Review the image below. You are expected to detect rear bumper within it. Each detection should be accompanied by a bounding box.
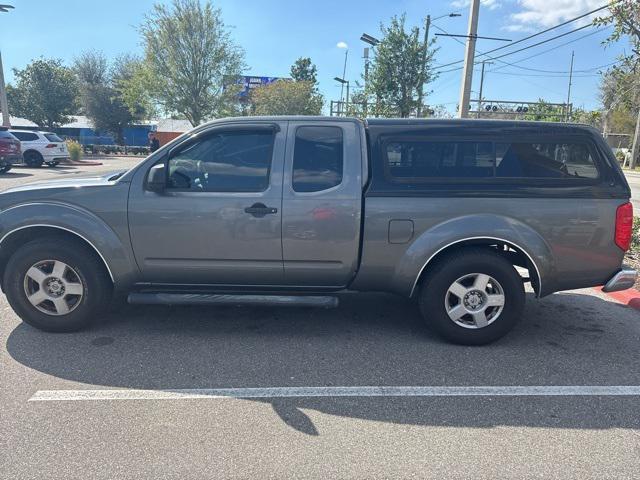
[602,266,637,292]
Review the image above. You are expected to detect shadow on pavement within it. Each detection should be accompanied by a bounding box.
[0,172,33,179]
[6,291,640,434]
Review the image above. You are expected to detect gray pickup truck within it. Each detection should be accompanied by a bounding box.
[0,117,635,344]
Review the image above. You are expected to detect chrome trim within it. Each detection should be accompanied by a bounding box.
[602,266,637,293]
[409,236,543,298]
[0,224,115,284]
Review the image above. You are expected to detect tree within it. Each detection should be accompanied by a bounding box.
[249,80,322,116]
[290,57,318,86]
[524,99,565,122]
[365,14,437,117]
[74,51,149,145]
[572,108,603,129]
[599,66,639,134]
[112,54,156,119]
[140,0,245,126]
[6,58,78,128]
[595,1,640,166]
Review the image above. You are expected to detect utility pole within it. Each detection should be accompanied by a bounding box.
[477,60,493,119]
[458,0,480,118]
[417,15,431,118]
[565,50,574,122]
[0,50,9,128]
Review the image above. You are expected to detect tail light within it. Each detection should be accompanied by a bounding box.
[45,143,57,148]
[615,202,633,251]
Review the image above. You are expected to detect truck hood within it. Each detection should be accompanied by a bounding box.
[0,170,126,194]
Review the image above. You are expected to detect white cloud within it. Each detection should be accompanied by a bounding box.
[508,0,604,30]
[451,0,502,11]
[336,41,348,49]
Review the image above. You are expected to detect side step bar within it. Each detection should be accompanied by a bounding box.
[127,293,339,308]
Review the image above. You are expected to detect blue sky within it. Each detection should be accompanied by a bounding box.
[0,0,631,115]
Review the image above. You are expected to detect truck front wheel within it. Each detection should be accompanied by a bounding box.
[3,239,112,332]
[418,248,525,345]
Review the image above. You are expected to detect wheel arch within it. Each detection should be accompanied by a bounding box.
[0,203,138,290]
[389,214,556,299]
[410,237,543,298]
[22,149,43,159]
[0,225,115,285]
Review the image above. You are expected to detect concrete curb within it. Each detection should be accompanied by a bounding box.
[595,287,640,310]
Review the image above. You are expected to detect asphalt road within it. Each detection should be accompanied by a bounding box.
[1,161,640,479]
[0,157,144,192]
[624,171,640,215]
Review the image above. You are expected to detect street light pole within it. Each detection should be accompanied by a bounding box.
[458,0,480,118]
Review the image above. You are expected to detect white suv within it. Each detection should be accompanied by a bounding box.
[8,130,70,167]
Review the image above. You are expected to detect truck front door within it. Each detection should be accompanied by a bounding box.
[128,122,286,285]
[282,120,364,287]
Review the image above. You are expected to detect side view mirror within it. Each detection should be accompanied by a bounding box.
[146,163,166,193]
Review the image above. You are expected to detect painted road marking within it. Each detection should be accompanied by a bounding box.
[29,385,640,402]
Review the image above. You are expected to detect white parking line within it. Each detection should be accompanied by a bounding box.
[28,385,640,402]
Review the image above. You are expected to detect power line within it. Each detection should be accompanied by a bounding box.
[434,23,613,75]
[485,28,612,74]
[433,2,612,70]
[474,2,613,60]
[481,23,593,62]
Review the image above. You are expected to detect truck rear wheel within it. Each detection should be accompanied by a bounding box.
[3,239,112,332]
[418,248,525,345]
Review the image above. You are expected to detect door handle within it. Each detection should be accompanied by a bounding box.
[244,202,278,217]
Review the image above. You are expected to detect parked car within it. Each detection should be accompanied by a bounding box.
[0,117,635,344]
[0,127,20,174]
[8,130,69,167]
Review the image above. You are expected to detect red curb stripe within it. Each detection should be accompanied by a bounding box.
[595,287,640,310]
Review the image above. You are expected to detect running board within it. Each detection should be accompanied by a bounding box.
[127,293,339,308]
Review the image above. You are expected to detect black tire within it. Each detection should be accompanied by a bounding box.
[0,164,11,174]
[3,238,112,332]
[24,150,44,167]
[418,248,525,345]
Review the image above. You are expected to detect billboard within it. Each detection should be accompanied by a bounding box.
[237,76,284,97]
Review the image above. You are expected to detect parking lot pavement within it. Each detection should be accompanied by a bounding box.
[0,157,144,192]
[1,287,640,479]
[624,170,640,215]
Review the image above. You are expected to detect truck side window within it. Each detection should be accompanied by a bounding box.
[167,130,274,192]
[385,141,494,178]
[496,142,599,179]
[293,126,343,192]
[384,139,599,181]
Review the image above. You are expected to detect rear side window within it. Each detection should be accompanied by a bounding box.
[496,142,598,179]
[386,141,494,178]
[293,126,343,192]
[44,133,64,142]
[11,131,39,141]
[384,138,599,182]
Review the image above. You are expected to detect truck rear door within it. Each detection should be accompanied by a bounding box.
[281,120,364,287]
